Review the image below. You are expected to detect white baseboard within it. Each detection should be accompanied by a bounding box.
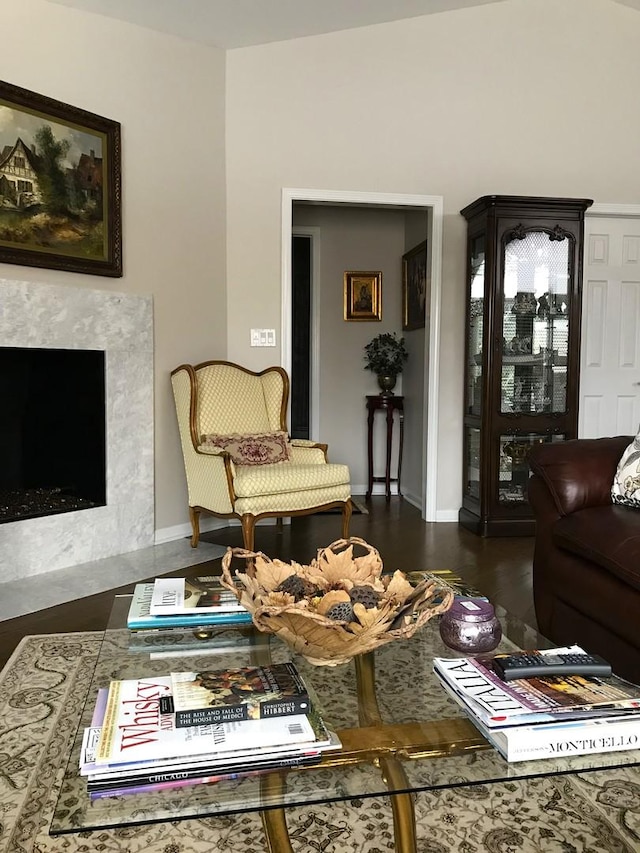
[154,516,230,545]
[401,491,422,510]
[155,515,290,545]
[436,510,460,522]
[352,484,401,497]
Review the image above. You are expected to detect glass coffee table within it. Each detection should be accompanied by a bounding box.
[51,591,640,852]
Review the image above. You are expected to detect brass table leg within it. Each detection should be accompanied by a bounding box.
[261,807,294,853]
[379,756,417,853]
[355,653,418,853]
[260,771,294,853]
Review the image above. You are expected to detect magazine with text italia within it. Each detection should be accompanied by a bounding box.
[433,646,640,729]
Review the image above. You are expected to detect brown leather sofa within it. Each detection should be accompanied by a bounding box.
[527,436,640,684]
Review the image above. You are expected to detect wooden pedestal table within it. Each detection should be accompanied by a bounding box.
[366,395,404,501]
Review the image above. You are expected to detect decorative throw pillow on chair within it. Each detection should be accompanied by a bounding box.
[200,431,292,466]
[611,429,640,508]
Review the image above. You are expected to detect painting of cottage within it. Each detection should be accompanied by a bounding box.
[0,103,106,262]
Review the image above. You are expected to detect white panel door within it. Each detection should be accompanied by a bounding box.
[580,216,640,438]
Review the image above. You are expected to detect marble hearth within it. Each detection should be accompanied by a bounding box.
[0,279,154,582]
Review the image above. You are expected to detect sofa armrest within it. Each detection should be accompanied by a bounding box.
[527,436,631,517]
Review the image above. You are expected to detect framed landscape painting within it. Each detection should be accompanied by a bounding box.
[0,80,122,276]
[402,240,427,331]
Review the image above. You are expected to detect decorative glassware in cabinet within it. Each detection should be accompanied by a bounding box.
[465,427,481,500]
[501,231,570,415]
[467,235,485,416]
[498,432,567,505]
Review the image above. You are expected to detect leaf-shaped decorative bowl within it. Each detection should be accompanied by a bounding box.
[220,537,454,666]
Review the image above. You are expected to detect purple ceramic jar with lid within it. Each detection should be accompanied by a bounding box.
[439,597,502,653]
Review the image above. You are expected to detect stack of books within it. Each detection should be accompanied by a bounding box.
[126,575,253,631]
[80,661,340,798]
[434,645,640,762]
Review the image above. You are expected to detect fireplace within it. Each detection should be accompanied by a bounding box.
[0,347,107,523]
[0,279,154,582]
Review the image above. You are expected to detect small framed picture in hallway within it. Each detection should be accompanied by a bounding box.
[344,270,382,321]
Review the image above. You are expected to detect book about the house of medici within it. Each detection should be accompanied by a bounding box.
[94,675,318,766]
[437,676,640,762]
[150,576,245,616]
[170,663,311,727]
[433,645,640,730]
[127,582,253,630]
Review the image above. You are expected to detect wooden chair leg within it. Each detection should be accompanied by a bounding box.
[189,507,201,548]
[342,498,353,539]
[241,514,256,552]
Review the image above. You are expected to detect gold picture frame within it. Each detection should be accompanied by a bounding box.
[344,271,382,321]
[0,79,122,277]
[402,240,427,331]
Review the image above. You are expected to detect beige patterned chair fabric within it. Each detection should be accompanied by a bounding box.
[171,360,352,550]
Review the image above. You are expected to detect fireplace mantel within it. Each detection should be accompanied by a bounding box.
[0,279,154,582]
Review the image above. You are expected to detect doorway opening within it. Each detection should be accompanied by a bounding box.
[282,189,443,521]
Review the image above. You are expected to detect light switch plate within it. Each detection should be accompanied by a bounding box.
[250,329,276,347]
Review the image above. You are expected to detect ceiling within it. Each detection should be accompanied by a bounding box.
[45,0,507,49]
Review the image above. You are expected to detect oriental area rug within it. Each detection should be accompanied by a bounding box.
[1,633,640,853]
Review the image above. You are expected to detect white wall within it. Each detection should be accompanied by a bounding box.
[3,0,227,534]
[226,0,640,518]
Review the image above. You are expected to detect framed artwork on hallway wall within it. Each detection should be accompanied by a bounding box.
[344,270,382,321]
[402,240,427,330]
[0,80,122,277]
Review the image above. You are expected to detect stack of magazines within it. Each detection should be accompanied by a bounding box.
[126,575,253,630]
[80,662,340,798]
[434,645,640,762]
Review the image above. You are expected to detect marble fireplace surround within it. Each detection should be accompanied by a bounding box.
[0,279,154,582]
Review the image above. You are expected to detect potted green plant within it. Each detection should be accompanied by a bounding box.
[364,332,408,395]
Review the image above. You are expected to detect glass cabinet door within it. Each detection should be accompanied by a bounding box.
[467,235,485,416]
[498,432,566,505]
[501,230,570,415]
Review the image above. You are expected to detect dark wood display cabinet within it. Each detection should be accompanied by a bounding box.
[459,195,593,536]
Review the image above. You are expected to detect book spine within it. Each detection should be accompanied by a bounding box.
[174,695,310,728]
[87,753,323,796]
[502,718,640,762]
[89,772,234,799]
[127,611,253,630]
[95,682,122,764]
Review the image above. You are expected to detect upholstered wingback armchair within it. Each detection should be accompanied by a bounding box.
[171,360,352,550]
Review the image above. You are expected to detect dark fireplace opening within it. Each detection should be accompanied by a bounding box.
[0,347,106,524]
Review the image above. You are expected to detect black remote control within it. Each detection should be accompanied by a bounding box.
[492,651,612,681]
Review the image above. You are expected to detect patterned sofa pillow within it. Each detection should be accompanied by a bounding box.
[611,430,640,508]
[200,431,291,466]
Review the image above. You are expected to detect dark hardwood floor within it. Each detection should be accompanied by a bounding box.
[0,498,535,670]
